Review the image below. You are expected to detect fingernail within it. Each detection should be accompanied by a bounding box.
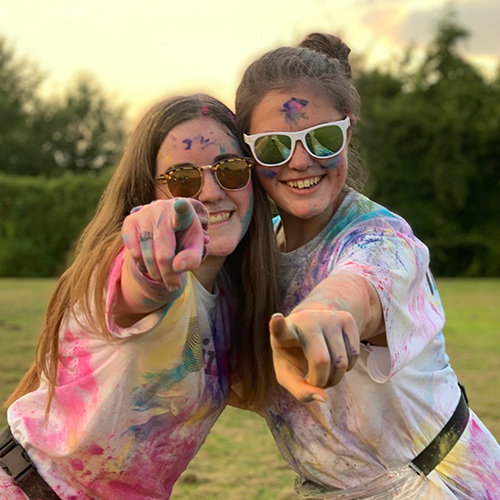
[167,285,180,292]
[311,394,327,403]
[271,313,284,319]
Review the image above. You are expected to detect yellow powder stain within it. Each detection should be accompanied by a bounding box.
[435,439,467,476]
[115,435,133,469]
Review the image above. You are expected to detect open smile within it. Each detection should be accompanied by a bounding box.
[209,211,231,225]
[282,175,322,190]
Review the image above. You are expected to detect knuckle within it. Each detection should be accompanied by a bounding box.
[156,253,174,268]
[314,356,331,369]
[334,355,348,370]
[350,346,360,358]
[128,248,142,261]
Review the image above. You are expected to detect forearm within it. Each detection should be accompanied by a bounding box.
[113,252,184,328]
[292,271,385,341]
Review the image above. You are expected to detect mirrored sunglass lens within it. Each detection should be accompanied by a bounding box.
[216,160,250,189]
[254,135,292,165]
[167,168,201,197]
[306,125,344,157]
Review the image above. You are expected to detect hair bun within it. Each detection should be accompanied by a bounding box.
[299,33,352,79]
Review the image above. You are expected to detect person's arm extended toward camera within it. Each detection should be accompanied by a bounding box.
[270,271,385,402]
[113,198,209,327]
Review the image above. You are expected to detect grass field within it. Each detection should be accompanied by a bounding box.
[0,278,499,499]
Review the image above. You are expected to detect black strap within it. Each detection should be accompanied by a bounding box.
[0,427,61,500]
[411,386,469,476]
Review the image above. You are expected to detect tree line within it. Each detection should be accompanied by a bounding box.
[1,14,499,276]
[356,15,500,276]
[0,36,126,177]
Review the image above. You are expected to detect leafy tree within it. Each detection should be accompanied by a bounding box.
[0,36,44,174]
[31,73,127,176]
[356,13,500,276]
[0,35,126,176]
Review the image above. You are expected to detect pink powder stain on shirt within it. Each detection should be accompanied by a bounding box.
[23,333,101,453]
[460,417,500,490]
[88,443,104,455]
[70,458,85,471]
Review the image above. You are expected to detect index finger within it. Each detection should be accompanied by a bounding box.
[269,313,301,346]
[170,201,207,273]
[270,314,329,403]
[173,199,194,232]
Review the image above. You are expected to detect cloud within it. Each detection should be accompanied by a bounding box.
[399,1,500,56]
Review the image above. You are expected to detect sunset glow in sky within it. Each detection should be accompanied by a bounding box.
[1,0,498,124]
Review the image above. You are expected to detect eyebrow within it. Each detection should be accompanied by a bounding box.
[166,153,241,171]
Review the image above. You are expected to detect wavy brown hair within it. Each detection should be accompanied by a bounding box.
[235,32,365,192]
[5,94,279,413]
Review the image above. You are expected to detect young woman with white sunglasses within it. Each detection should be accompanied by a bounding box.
[236,33,500,499]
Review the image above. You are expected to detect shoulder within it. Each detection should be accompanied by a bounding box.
[338,191,415,238]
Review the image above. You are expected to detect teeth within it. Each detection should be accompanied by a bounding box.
[285,176,321,189]
[209,212,230,224]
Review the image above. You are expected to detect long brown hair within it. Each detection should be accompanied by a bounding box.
[235,32,365,192]
[5,94,279,412]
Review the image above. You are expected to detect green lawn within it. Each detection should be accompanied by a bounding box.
[0,278,499,499]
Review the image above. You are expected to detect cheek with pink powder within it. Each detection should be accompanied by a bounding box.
[321,155,345,170]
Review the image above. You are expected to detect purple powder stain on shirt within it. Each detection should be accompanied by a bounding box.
[281,98,309,124]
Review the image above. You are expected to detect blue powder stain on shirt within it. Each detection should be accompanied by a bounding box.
[132,361,189,410]
[266,410,302,470]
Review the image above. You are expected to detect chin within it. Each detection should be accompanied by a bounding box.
[206,243,239,258]
[286,205,326,220]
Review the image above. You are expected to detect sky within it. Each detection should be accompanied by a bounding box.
[1,0,499,125]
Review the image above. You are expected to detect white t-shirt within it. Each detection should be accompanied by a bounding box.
[7,249,233,500]
[264,191,500,498]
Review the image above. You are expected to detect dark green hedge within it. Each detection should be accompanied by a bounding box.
[0,173,110,277]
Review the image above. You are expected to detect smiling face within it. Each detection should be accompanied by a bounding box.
[155,117,253,258]
[249,85,349,243]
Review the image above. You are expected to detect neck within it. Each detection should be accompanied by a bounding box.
[192,254,226,292]
[278,191,346,252]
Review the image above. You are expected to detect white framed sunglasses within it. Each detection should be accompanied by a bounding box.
[244,117,351,167]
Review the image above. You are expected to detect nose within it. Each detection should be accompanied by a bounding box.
[197,169,225,203]
[287,141,313,171]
